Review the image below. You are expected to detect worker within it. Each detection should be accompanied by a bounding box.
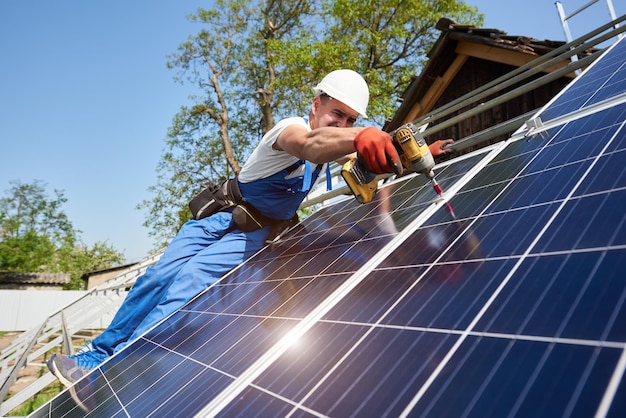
[47,69,427,388]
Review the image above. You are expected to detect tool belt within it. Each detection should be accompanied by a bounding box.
[188,178,298,238]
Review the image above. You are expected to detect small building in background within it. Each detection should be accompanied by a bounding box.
[81,262,139,290]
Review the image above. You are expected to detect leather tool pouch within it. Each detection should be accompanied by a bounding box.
[231,204,266,232]
[189,178,238,220]
[189,178,295,235]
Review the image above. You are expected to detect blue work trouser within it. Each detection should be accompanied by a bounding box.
[91,211,270,357]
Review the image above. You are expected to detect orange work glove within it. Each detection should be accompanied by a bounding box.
[353,127,402,175]
[429,139,455,157]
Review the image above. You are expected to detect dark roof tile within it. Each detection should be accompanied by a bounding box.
[0,271,70,285]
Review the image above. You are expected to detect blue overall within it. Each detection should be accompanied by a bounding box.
[91,161,322,357]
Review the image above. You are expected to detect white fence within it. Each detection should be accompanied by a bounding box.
[0,290,87,331]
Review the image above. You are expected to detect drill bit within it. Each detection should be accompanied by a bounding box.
[430,177,456,219]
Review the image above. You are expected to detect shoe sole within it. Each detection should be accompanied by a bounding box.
[47,356,75,389]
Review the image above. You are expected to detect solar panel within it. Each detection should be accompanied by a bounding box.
[32,37,626,418]
[539,35,626,120]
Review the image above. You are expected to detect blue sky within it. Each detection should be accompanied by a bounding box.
[1,1,623,263]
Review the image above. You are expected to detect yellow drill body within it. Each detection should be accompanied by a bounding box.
[341,122,437,204]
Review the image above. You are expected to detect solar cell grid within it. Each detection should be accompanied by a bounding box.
[576,147,626,193]
[236,86,626,417]
[34,37,626,418]
[539,37,626,120]
[419,337,621,417]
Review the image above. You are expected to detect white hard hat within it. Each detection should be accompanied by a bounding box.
[314,69,369,118]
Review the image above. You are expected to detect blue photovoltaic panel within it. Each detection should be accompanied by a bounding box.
[539,37,626,121]
[32,37,626,418]
[245,103,626,417]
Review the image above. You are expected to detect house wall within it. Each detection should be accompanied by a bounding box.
[87,270,126,290]
[0,284,65,291]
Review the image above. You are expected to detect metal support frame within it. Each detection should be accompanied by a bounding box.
[556,0,621,43]
[0,252,162,417]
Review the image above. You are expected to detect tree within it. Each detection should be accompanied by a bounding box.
[312,0,484,120]
[138,0,483,247]
[0,180,124,289]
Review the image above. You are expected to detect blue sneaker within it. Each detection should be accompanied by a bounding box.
[47,350,106,388]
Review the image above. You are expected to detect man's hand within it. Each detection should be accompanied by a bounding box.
[429,139,455,157]
[354,127,402,175]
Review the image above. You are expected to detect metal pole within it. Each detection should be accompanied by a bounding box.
[604,0,624,40]
[555,1,575,43]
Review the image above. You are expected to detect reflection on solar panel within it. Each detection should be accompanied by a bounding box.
[33,38,626,418]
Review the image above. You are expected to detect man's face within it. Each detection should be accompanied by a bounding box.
[312,95,360,128]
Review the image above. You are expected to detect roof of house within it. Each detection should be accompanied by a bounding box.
[0,271,70,285]
[384,17,597,133]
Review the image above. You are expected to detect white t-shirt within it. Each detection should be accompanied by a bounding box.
[238,117,310,183]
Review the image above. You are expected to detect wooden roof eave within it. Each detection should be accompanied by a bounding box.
[451,34,575,77]
[385,30,459,130]
[402,53,468,125]
[385,28,575,132]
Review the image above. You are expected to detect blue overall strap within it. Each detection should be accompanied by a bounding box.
[238,162,324,220]
[301,161,328,192]
[326,164,332,191]
[302,161,312,192]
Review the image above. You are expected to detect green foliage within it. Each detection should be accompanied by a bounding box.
[316,0,483,124]
[56,241,127,290]
[0,180,124,289]
[140,0,483,245]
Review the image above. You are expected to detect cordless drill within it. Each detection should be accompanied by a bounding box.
[342,122,441,204]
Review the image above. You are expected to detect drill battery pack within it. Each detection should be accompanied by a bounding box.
[341,158,378,204]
